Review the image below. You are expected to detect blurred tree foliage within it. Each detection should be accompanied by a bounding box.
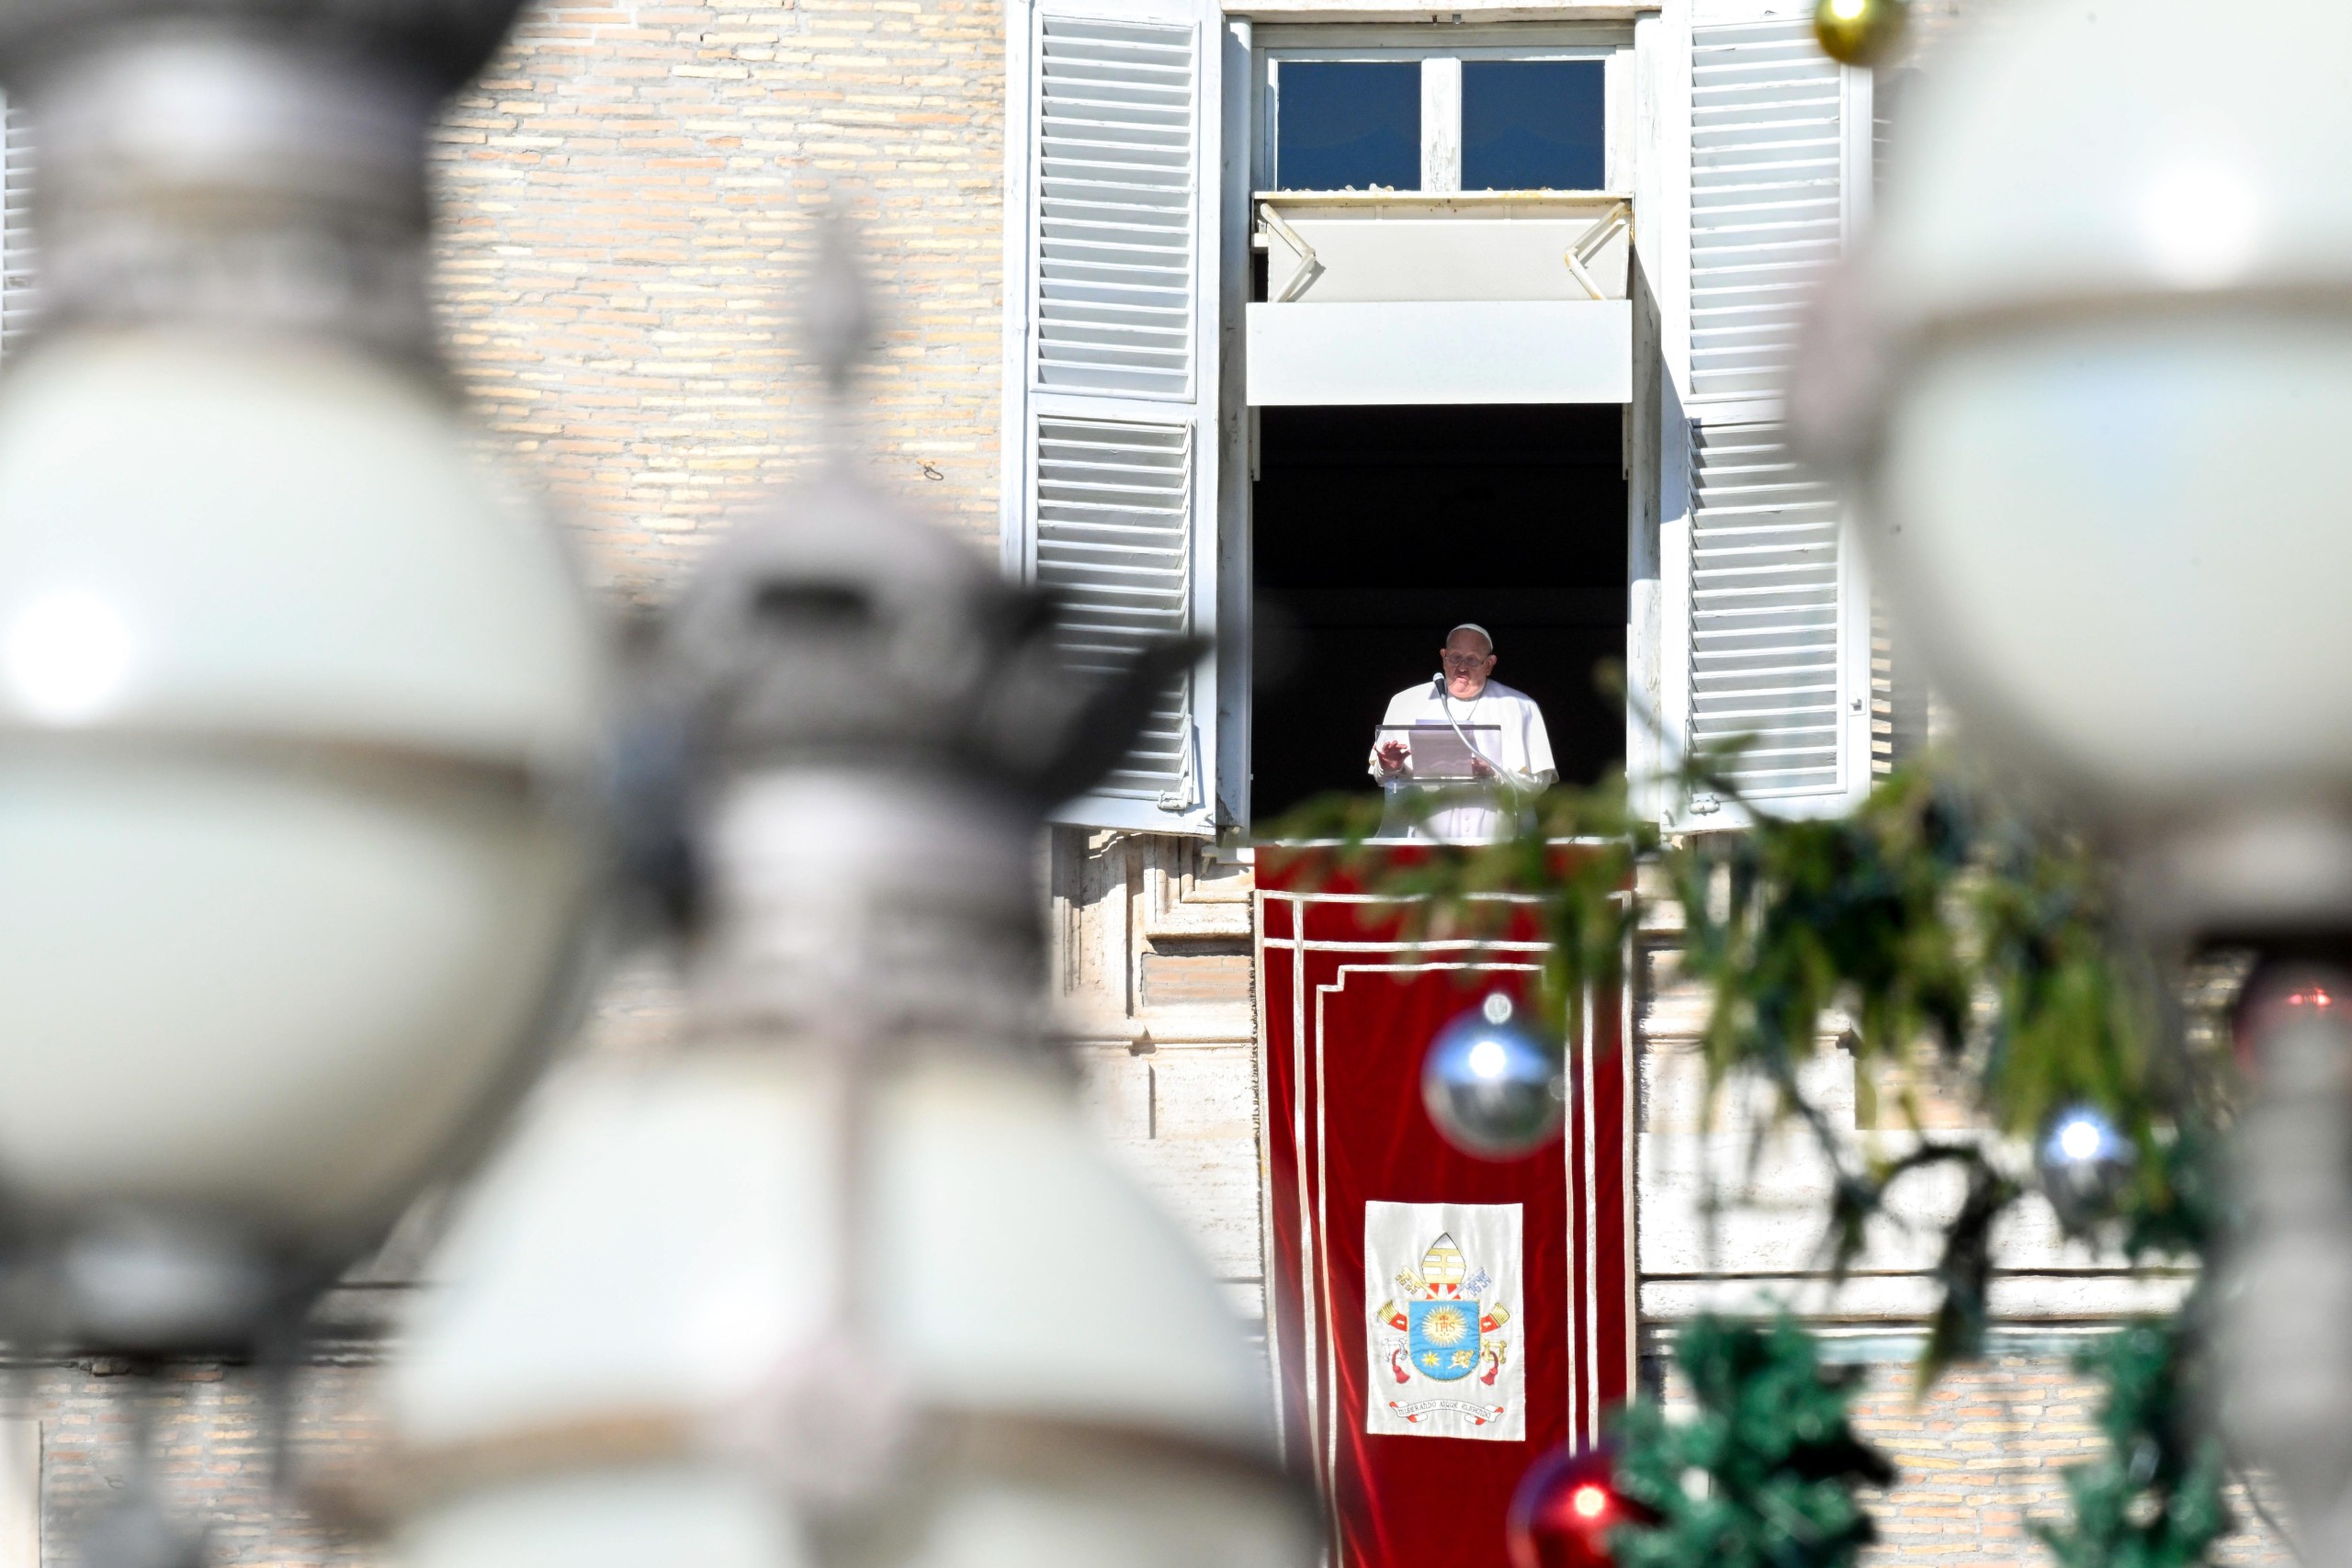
[1270,747,2243,1568]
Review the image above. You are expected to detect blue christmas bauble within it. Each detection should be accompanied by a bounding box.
[1421,993,1566,1159]
[2037,1104,2135,1233]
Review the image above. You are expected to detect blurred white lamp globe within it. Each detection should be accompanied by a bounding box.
[1795,18,2352,1545]
[1795,0,2352,929]
[0,0,605,1355]
[387,1043,1309,1568]
[0,335,604,1349]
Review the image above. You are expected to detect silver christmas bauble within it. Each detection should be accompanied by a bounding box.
[1421,993,1566,1160]
[2037,1104,2135,1234]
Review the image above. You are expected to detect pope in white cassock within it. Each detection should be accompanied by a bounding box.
[1369,624,1557,842]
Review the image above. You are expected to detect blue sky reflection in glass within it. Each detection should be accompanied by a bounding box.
[1462,60,1604,191]
[1277,62,1420,191]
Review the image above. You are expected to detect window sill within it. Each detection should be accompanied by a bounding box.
[1245,298,1633,403]
[1227,0,1657,21]
[1254,187,1631,204]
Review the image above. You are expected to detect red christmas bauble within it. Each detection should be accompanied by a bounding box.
[1507,1445,1655,1568]
[2233,961,2352,1077]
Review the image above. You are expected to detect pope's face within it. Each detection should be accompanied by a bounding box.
[1440,635,1496,700]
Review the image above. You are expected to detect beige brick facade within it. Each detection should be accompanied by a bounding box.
[429,0,1009,604]
[1850,1357,2288,1568]
[34,1361,378,1568]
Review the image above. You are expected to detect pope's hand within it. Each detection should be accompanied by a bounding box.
[1377,740,1409,773]
[1469,756,1494,780]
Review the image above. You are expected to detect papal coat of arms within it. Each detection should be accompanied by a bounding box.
[1372,1229,1513,1430]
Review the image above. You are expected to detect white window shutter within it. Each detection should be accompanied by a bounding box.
[1032,414,1198,806]
[1686,421,1848,802]
[1689,17,1844,400]
[1002,0,1224,835]
[1670,15,1870,823]
[0,95,31,360]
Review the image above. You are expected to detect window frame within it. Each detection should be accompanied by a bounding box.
[1256,24,1636,196]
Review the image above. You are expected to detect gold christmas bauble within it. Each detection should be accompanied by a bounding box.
[1813,0,1909,67]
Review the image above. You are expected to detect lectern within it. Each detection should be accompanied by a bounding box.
[1372,721,1506,840]
[1256,842,1634,1568]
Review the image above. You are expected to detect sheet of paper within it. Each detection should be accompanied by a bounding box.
[1374,723,1502,782]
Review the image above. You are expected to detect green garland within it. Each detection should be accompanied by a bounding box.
[1611,1314,1894,1568]
[2033,1321,2232,1568]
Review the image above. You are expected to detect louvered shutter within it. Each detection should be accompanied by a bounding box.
[1686,422,1843,797]
[1689,17,1844,399]
[1002,0,1225,834]
[1033,416,1196,802]
[0,96,31,360]
[1670,13,1871,822]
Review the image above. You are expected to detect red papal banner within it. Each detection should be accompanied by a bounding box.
[1257,843,1634,1568]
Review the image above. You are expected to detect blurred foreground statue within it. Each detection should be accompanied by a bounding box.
[379,234,1314,1568]
[1793,1,2352,1562]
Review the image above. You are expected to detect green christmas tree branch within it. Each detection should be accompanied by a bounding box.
[2032,1320,2232,1568]
[1611,1314,1894,1568]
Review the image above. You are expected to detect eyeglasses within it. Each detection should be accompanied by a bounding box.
[1440,651,1491,667]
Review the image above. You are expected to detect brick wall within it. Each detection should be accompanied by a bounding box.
[33,1360,379,1568]
[429,0,1009,604]
[1857,1356,2290,1568]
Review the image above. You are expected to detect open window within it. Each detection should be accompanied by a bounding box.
[1251,404,1629,822]
[1001,3,1894,836]
[1238,25,1641,829]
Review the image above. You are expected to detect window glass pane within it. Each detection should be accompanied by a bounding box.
[1462,60,1605,191]
[1276,62,1420,191]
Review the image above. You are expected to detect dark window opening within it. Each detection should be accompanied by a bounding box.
[1462,60,1606,191]
[1251,404,1630,825]
[1275,62,1421,191]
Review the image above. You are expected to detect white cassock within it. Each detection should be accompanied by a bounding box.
[1367,676,1557,842]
